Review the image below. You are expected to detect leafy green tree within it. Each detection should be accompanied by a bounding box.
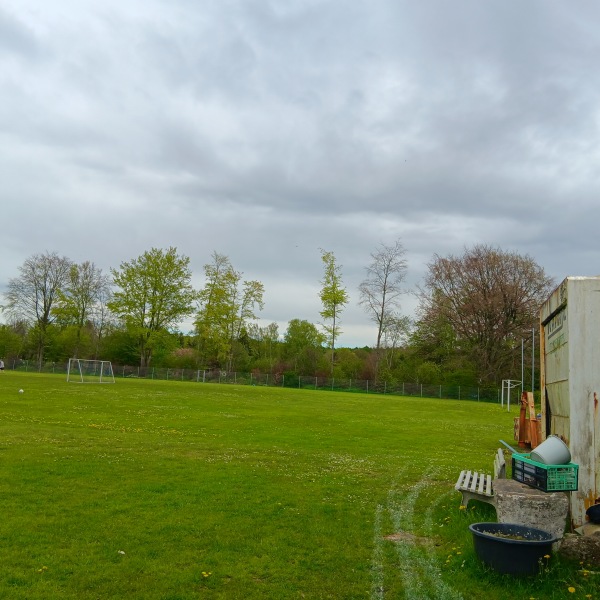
[3,251,72,365]
[283,319,325,374]
[246,322,280,372]
[318,250,349,375]
[109,247,197,368]
[0,323,25,363]
[100,327,140,366]
[334,347,363,379]
[195,253,264,370]
[53,261,112,358]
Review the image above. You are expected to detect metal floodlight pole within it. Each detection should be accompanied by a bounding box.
[521,338,524,394]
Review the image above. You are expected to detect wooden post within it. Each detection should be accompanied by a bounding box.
[527,391,540,448]
[518,392,528,448]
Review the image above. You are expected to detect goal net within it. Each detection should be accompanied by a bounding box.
[67,359,115,384]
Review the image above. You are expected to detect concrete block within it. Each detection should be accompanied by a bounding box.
[493,479,569,540]
[560,533,600,566]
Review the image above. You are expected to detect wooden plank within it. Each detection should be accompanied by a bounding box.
[455,470,468,490]
[470,472,479,492]
[477,473,485,494]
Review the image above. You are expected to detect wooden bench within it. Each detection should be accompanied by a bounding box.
[455,448,506,508]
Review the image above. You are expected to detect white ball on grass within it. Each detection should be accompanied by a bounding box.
[18,389,24,394]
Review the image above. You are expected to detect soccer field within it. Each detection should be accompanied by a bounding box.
[0,372,592,599]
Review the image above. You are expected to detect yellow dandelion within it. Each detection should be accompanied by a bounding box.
[568,587,576,593]
[459,505,466,511]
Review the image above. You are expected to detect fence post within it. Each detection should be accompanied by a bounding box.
[366,380,369,394]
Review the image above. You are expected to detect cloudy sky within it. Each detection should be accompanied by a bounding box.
[2,1,599,346]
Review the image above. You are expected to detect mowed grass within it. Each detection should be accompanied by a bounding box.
[0,372,594,599]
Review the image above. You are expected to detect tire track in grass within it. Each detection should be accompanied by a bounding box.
[372,470,464,600]
[419,491,464,600]
[371,504,385,600]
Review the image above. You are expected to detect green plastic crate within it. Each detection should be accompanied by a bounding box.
[512,453,578,492]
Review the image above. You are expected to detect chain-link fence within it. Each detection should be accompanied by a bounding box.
[7,359,502,403]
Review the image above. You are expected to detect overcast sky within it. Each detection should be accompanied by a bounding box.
[2,1,600,347]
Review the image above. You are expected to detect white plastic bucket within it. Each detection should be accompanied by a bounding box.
[530,435,571,465]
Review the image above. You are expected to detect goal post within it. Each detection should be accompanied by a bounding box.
[67,359,115,384]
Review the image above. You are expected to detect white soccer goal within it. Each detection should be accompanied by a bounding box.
[67,359,115,384]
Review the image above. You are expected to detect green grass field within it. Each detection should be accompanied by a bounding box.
[0,372,596,599]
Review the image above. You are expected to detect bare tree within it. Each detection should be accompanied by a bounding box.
[416,244,554,384]
[359,239,408,351]
[54,261,112,357]
[4,251,72,365]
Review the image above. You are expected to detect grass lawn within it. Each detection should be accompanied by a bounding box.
[0,372,595,599]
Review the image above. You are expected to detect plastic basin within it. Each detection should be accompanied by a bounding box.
[469,522,557,576]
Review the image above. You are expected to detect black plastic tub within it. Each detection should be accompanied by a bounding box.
[469,522,557,576]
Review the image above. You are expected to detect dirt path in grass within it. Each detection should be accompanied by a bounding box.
[371,472,464,600]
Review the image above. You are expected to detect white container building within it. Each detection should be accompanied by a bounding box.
[540,276,600,528]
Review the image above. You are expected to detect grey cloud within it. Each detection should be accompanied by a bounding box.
[0,8,40,59]
[2,0,600,346]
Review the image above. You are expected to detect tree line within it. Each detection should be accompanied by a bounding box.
[0,242,554,387]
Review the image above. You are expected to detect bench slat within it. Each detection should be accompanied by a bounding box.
[470,472,479,492]
[477,473,485,494]
[455,470,470,490]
